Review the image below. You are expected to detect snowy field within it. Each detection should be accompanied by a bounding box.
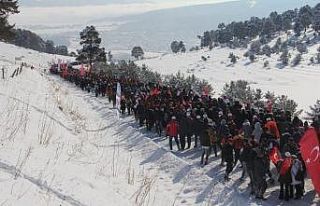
[0,42,319,206]
[137,36,320,116]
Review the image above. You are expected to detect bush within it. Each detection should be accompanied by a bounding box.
[250,40,262,54]
[222,80,298,113]
[262,45,272,57]
[163,73,213,95]
[292,53,302,66]
[296,43,308,53]
[189,46,200,52]
[280,49,290,66]
[229,53,238,64]
[249,54,256,62]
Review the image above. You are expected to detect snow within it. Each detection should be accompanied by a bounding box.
[137,36,320,117]
[0,42,319,206]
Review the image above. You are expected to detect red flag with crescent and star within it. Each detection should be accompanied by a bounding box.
[299,128,320,195]
[269,146,281,165]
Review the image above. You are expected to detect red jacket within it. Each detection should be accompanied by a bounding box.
[166,120,179,137]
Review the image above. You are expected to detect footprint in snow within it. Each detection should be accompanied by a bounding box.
[183,189,192,194]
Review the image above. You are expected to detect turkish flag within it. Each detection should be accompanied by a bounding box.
[299,128,320,195]
[269,146,281,165]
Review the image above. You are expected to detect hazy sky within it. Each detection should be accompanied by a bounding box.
[12,0,318,25]
[13,0,238,25]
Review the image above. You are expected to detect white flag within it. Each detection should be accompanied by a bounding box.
[116,82,121,119]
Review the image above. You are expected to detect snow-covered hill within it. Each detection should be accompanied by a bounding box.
[136,34,320,116]
[0,42,319,206]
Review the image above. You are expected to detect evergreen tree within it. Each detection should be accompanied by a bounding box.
[170,41,185,53]
[262,45,272,57]
[280,49,289,66]
[45,40,55,54]
[171,41,180,53]
[296,43,307,53]
[269,12,283,32]
[0,0,19,41]
[76,26,106,69]
[249,53,256,62]
[179,41,186,53]
[55,45,68,56]
[202,31,212,47]
[229,53,238,64]
[250,40,261,54]
[131,46,144,59]
[299,5,313,32]
[292,53,302,66]
[307,100,320,120]
[313,3,320,33]
[293,19,304,36]
[261,18,276,38]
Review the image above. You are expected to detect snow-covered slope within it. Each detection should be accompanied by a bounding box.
[136,37,320,116]
[0,42,319,206]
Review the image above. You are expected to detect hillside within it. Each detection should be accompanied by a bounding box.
[136,31,320,116]
[0,39,319,206]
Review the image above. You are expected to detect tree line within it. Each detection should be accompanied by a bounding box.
[198,3,320,49]
[0,1,69,56]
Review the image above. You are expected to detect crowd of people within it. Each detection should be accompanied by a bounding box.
[51,66,320,202]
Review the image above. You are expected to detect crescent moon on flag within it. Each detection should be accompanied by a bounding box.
[307,146,320,164]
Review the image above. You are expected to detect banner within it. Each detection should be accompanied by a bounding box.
[116,82,121,119]
[299,128,320,195]
[269,146,281,165]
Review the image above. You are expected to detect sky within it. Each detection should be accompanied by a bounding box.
[12,0,238,25]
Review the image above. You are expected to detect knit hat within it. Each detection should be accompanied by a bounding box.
[285,152,291,157]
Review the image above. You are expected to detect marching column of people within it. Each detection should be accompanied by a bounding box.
[51,68,320,202]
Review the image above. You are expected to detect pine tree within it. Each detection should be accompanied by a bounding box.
[76,26,106,70]
[299,5,313,32]
[292,53,302,66]
[280,49,289,66]
[293,19,304,36]
[261,18,276,38]
[171,41,180,53]
[307,100,320,120]
[131,46,144,59]
[262,45,272,57]
[0,0,19,41]
[229,53,238,64]
[313,3,320,33]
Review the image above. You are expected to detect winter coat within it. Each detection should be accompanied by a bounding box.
[242,120,252,139]
[233,135,244,150]
[166,120,180,137]
[253,155,268,181]
[194,119,206,137]
[207,127,217,144]
[291,159,303,185]
[179,115,194,137]
[244,148,256,170]
[283,142,299,156]
[217,122,230,140]
[223,142,234,163]
[252,122,263,142]
[200,130,211,147]
[277,157,293,184]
